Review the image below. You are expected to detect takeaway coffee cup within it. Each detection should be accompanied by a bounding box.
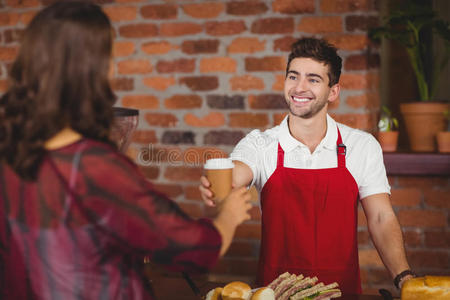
[204,158,234,203]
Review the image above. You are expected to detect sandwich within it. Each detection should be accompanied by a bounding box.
[290,282,341,300]
[401,276,450,300]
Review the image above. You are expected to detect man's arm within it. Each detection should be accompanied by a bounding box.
[361,193,413,288]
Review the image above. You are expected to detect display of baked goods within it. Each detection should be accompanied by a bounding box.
[401,275,450,300]
[204,272,341,300]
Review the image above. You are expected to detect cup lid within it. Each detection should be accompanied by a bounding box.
[204,158,234,169]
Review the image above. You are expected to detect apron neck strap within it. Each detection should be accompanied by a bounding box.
[277,143,284,167]
[336,127,346,168]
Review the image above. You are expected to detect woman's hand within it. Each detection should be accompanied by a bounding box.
[199,175,215,207]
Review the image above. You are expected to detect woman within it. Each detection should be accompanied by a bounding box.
[0,1,251,299]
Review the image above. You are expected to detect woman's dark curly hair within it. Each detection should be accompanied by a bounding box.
[286,37,342,87]
[0,1,116,181]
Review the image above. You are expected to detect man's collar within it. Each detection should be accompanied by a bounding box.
[279,114,337,152]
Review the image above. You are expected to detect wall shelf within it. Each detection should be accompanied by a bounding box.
[383,152,450,176]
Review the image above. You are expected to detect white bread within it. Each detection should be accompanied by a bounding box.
[206,287,223,300]
[401,276,450,300]
[250,287,275,300]
[222,281,252,300]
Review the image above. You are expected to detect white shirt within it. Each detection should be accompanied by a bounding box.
[230,115,390,200]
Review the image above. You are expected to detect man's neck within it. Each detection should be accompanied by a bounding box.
[287,112,328,153]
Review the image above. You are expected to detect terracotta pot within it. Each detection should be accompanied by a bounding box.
[400,102,449,152]
[437,131,450,153]
[377,131,399,152]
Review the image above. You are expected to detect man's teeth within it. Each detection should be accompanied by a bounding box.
[292,96,310,103]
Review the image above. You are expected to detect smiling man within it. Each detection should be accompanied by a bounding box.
[200,37,414,294]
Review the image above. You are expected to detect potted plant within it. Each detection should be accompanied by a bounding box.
[437,110,450,153]
[377,105,399,152]
[369,0,450,152]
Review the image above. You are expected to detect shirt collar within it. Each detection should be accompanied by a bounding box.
[279,114,338,153]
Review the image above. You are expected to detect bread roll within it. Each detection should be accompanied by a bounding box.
[401,276,450,300]
[206,287,223,300]
[221,281,251,300]
[250,287,275,300]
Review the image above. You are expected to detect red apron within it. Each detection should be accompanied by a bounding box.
[258,128,361,294]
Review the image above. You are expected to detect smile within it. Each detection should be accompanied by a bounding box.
[291,96,312,103]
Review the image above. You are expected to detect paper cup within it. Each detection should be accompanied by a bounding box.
[204,158,234,202]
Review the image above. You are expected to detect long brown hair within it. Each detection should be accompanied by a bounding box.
[0,1,116,180]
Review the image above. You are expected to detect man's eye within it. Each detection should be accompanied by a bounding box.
[288,75,297,80]
[309,79,319,83]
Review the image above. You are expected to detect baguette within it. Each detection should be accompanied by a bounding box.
[401,276,450,300]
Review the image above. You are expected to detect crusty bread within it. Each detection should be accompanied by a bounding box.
[205,287,223,300]
[222,281,252,300]
[401,276,450,300]
[250,287,275,300]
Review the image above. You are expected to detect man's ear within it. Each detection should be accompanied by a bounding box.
[328,83,340,103]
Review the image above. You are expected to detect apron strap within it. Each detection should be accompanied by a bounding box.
[276,143,284,167]
[336,127,346,169]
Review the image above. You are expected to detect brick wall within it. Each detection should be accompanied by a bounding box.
[0,0,448,296]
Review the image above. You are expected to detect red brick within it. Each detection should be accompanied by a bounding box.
[141,4,177,19]
[324,34,369,51]
[142,76,176,91]
[178,202,204,219]
[205,20,246,36]
[113,41,135,57]
[424,189,450,209]
[119,24,158,38]
[161,129,195,145]
[245,56,286,72]
[142,41,177,55]
[139,166,160,180]
[0,12,20,26]
[0,80,8,93]
[229,113,269,128]
[407,249,449,268]
[425,231,450,248]
[156,58,195,73]
[346,15,379,32]
[273,113,288,126]
[184,112,225,128]
[103,6,137,22]
[204,130,245,146]
[3,28,24,44]
[144,113,178,127]
[297,16,342,33]
[110,77,134,91]
[367,268,390,285]
[226,1,268,15]
[131,130,157,144]
[390,188,422,207]
[340,73,374,90]
[230,75,264,91]
[347,92,380,109]
[403,230,422,247]
[182,3,224,19]
[164,94,202,109]
[251,18,294,34]
[183,147,227,164]
[0,46,18,61]
[358,230,370,246]
[358,249,384,268]
[6,0,39,8]
[200,57,237,73]
[19,11,37,25]
[398,210,446,228]
[164,166,203,182]
[234,223,261,239]
[138,146,182,164]
[344,54,380,70]
[117,59,152,74]
[397,177,448,189]
[228,37,265,54]
[153,183,183,198]
[160,22,202,36]
[207,95,244,109]
[122,95,159,110]
[226,241,255,257]
[330,113,374,130]
[272,0,315,13]
[272,74,285,91]
[181,39,219,54]
[180,76,219,91]
[320,0,376,13]
[274,36,296,52]
[249,94,287,109]
[184,185,202,201]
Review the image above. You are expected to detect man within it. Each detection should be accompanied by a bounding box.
[200,37,414,294]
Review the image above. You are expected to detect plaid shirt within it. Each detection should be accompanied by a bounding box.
[0,139,221,300]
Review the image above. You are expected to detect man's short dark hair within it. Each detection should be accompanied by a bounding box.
[286,37,342,87]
